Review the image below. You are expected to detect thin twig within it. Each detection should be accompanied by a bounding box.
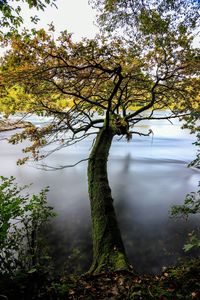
[35,158,89,171]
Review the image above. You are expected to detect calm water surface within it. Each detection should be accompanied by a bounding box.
[0,113,199,274]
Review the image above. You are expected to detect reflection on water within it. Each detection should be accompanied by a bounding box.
[0,114,199,274]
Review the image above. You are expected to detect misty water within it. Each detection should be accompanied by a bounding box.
[0,112,199,274]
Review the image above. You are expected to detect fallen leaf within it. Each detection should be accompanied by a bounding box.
[191,291,197,298]
[118,277,124,286]
[167,287,175,292]
[69,289,75,295]
[133,277,141,283]
[84,284,92,289]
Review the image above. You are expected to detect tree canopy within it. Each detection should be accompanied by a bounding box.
[90,0,200,37]
[0,25,199,164]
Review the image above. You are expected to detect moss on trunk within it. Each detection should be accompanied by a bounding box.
[88,126,129,274]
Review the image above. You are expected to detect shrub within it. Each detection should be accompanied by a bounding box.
[0,176,56,275]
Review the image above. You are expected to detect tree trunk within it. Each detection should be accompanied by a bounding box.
[88,126,129,274]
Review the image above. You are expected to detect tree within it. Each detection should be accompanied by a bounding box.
[0,2,199,274]
[90,0,200,38]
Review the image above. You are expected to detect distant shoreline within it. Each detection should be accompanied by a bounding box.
[0,119,31,131]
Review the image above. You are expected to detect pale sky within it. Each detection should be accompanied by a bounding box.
[18,0,99,40]
[0,0,99,55]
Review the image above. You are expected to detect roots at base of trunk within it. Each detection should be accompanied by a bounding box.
[89,248,129,275]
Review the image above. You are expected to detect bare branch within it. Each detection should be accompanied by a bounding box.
[129,113,191,123]
[125,79,160,121]
[130,129,154,137]
[35,158,89,171]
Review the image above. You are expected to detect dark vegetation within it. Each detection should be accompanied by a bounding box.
[0,177,200,299]
[1,258,200,299]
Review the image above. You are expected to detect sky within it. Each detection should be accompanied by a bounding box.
[0,0,99,56]
[20,0,98,39]
[19,0,99,40]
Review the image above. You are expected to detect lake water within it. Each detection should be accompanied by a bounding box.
[0,113,199,274]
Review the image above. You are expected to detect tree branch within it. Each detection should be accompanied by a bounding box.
[35,158,89,171]
[125,79,160,121]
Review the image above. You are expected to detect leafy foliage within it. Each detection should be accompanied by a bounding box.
[0,24,199,164]
[182,112,200,169]
[171,185,200,253]
[171,188,200,219]
[183,235,200,253]
[90,0,200,39]
[0,176,56,275]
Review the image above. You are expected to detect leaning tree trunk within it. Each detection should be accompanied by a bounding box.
[88,126,129,274]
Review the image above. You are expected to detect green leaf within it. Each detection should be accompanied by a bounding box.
[28,268,37,274]
[183,243,195,252]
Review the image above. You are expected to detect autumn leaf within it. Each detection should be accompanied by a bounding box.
[191,291,198,298]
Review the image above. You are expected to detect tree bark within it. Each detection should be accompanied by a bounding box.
[88,126,129,274]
